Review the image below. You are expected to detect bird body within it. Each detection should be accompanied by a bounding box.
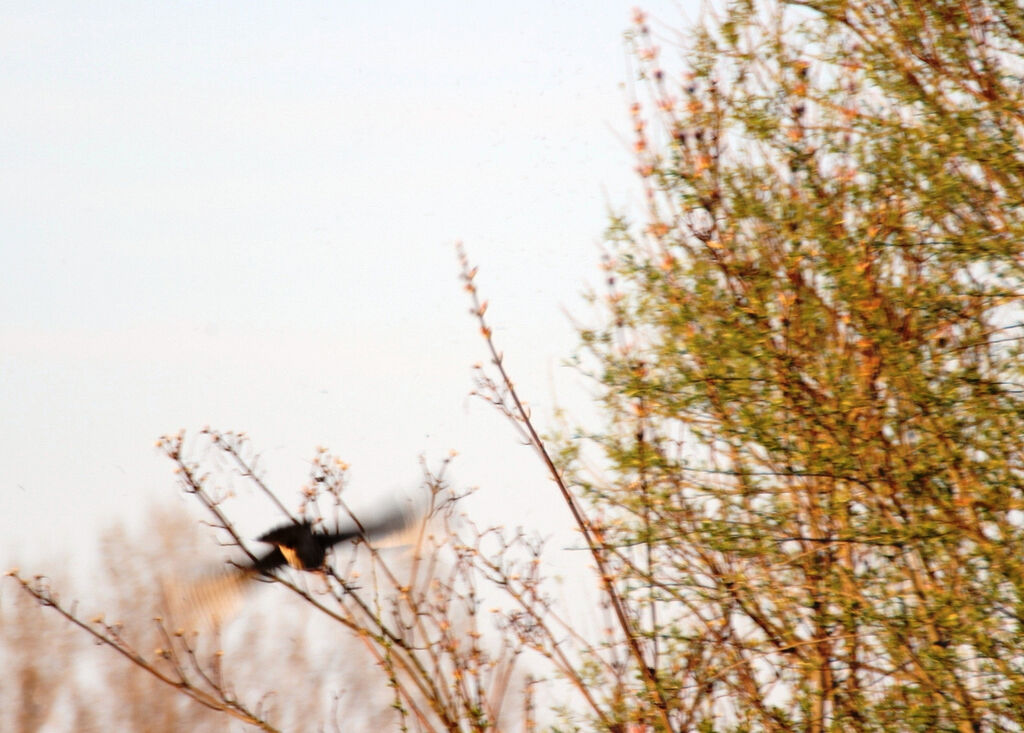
[254,522,356,571]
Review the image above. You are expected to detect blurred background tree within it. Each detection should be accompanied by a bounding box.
[9,433,531,732]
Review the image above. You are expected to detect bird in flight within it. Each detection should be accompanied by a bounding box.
[250,504,423,572]
[163,496,426,629]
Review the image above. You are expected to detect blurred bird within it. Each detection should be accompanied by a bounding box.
[252,499,427,573]
[163,495,426,629]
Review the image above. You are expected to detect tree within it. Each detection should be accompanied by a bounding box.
[10,2,1024,731]
[561,1,1024,730]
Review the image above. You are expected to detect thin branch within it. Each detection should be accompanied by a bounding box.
[457,243,674,729]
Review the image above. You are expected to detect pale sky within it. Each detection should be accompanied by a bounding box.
[1,1,697,575]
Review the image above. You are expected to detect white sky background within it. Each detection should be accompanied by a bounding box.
[1,2,698,580]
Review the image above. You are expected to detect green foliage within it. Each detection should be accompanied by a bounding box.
[572,1,1024,730]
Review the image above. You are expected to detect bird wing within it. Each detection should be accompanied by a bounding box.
[162,567,249,632]
[325,492,428,550]
[162,547,284,631]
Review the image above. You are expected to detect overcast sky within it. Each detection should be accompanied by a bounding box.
[1,1,698,577]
